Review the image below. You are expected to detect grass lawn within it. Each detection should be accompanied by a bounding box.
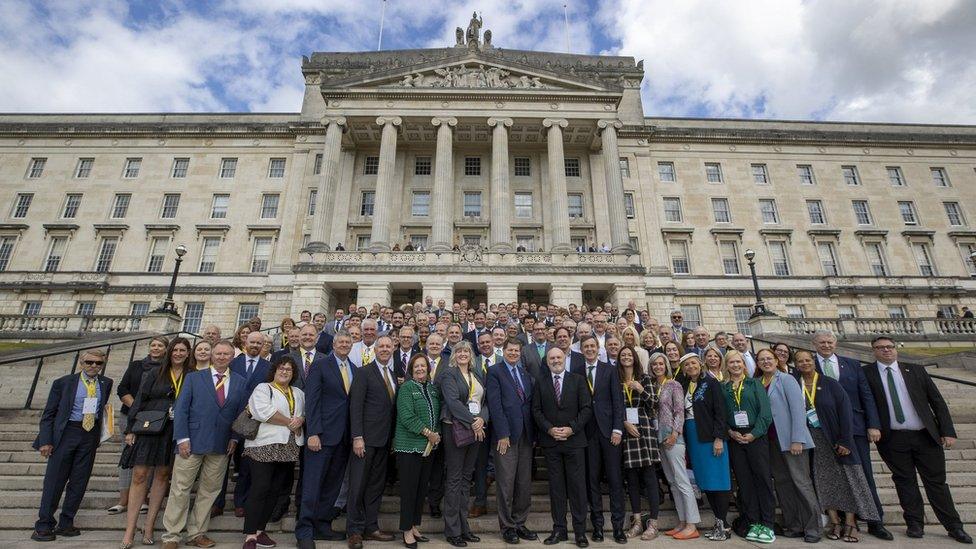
[901,346,975,358]
[0,342,42,353]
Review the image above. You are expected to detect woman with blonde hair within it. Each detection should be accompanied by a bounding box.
[621,326,649,370]
[639,329,662,356]
[703,347,727,382]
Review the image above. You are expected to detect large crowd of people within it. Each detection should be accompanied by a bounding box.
[30,298,973,548]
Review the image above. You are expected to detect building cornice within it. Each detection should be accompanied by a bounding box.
[621,124,976,148]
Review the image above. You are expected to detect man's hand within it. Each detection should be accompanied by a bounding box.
[39,444,53,458]
[789,442,803,456]
[307,435,322,452]
[624,423,640,438]
[497,437,511,455]
[610,432,622,446]
[941,436,956,449]
[353,437,365,458]
[867,428,881,443]
[178,441,191,459]
[548,427,563,440]
[226,439,237,456]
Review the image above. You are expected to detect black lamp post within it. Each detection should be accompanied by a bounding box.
[154,244,188,314]
[744,248,772,318]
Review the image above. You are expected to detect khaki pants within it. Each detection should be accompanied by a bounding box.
[162,453,229,543]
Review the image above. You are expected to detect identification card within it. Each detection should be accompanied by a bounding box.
[468,401,481,415]
[168,406,175,420]
[805,408,821,429]
[733,410,750,428]
[82,397,99,415]
[626,407,640,425]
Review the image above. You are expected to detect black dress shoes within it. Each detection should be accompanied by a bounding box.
[446,536,467,547]
[949,528,974,544]
[906,524,925,539]
[612,527,627,544]
[503,529,520,544]
[575,535,589,548]
[804,534,822,543]
[516,527,538,541]
[415,535,430,542]
[544,532,567,545]
[868,523,895,540]
[53,526,80,537]
[31,530,55,542]
[461,533,480,543]
[591,529,604,542]
[402,533,417,549]
[315,531,347,541]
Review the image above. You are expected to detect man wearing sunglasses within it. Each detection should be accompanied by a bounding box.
[669,310,690,342]
[32,349,114,542]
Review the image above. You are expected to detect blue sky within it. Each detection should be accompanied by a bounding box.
[1,0,974,123]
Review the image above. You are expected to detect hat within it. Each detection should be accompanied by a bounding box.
[678,352,700,365]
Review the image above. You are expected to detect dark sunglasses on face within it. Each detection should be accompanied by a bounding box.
[83,360,104,366]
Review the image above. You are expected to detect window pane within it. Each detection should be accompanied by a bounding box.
[705,163,723,183]
[76,302,96,316]
[663,197,682,222]
[313,153,323,175]
[669,240,690,275]
[182,303,205,334]
[734,306,753,335]
[769,241,791,276]
[414,156,431,175]
[409,235,428,249]
[568,194,584,218]
[62,194,82,218]
[0,236,15,271]
[852,200,871,224]
[514,193,532,218]
[261,194,280,218]
[887,166,905,186]
[618,158,630,178]
[464,156,481,176]
[44,237,66,272]
[363,156,379,175]
[23,302,42,315]
[796,164,815,185]
[680,305,701,329]
[199,237,220,272]
[944,202,965,226]
[360,191,375,216]
[237,304,260,327]
[866,242,888,276]
[931,167,950,187]
[28,158,46,178]
[719,241,740,275]
[837,305,857,319]
[624,193,635,218]
[712,198,731,223]
[411,191,431,216]
[251,237,273,273]
[356,235,371,250]
[211,194,229,218]
[842,166,859,185]
[463,192,482,217]
[514,157,531,177]
[806,200,825,224]
[95,237,118,273]
[751,164,769,184]
[76,158,94,178]
[147,237,169,272]
[564,158,581,177]
[220,158,238,178]
[161,194,180,218]
[172,158,189,178]
[786,305,806,318]
[307,189,317,216]
[959,243,976,275]
[817,242,839,276]
[759,199,778,223]
[13,193,33,218]
[899,201,917,224]
[268,158,286,178]
[912,242,936,276]
[658,162,676,182]
[123,158,142,178]
[112,193,131,219]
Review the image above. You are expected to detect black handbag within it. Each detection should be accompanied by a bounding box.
[131,410,168,435]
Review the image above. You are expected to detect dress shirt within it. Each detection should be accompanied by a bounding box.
[399,349,411,366]
[244,355,259,376]
[742,351,757,377]
[69,373,101,421]
[817,354,840,380]
[505,361,525,395]
[878,361,925,431]
[378,360,397,394]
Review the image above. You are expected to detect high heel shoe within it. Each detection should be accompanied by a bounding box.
[120,542,134,549]
[402,533,418,549]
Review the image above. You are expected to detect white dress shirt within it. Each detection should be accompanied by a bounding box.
[817,354,841,380]
[877,361,925,431]
[742,351,757,377]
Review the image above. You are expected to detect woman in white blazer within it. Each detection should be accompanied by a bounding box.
[242,356,305,549]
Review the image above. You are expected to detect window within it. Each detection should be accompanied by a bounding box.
[796,164,815,185]
[619,158,630,178]
[785,305,806,318]
[852,200,872,225]
[564,158,581,177]
[268,158,286,178]
[663,197,682,222]
[680,305,702,329]
[27,158,46,178]
[515,235,536,251]
[411,191,431,217]
[44,237,67,272]
[837,305,857,319]
[307,189,317,216]
[938,305,957,318]
[944,202,966,226]
[629,236,639,251]
[571,236,586,250]
[463,235,482,246]
[61,194,82,219]
[183,303,205,334]
[313,153,323,175]
[668,240,690,275]
[624,193,635,218]
[959,242,976,276]
[888,306,907,319]
[12,193,33,218]
[250,237,273,273]
[865,242,888,276]
[658,162,676,182]
[898,201,918,225]
[123,158,142,178]
[75,158,94,178]
[759,199,779,224]
[912,242,937,276]
[514,157,531,177]
[817,242,839,276]
[237,304,260,327]
[768,241,791,276]
[94,237,118,273]
[130,302,150,329]
[806,200,826,224]
[568,194,584,218]
[210,194,229,219]
[220,158,238,178]
[23,302,41,316]
[711,198,731,223]
[260,194,280,219]
[704,162,723,183]
[160,193,180,218]
[887,166,906,186]
[734,306,753,335]
[360,191,375,216]
[464,156,481,176]
[356,235,371,250]
[409,235,428,249]
[0,236,16,271]
[414,156,431,176]
[111,193,131,219]
[751,164,770,184]
[514,193,533,218]
[363,156,379,175]
[719,240,740,275]
[842,165,860,186]
[76,302,96,317]
[462,192,481,217]
[171,157,189,178]
[146,237,169,272]
[199,237,220,273]
[931,167,950,187]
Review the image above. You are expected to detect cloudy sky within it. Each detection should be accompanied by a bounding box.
[1,0,974,123]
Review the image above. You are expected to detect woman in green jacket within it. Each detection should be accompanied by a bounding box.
[395,354,442,548]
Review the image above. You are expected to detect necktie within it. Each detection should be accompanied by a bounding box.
[587,365,596,394]
[553,374,562,404]
[335,321,340,331]
[81,376,97,431]
[430,357,439,379]
[384,366,396,401]
[537,345,545,359]
[402,352,409,366]
[247,358,255,377]
[886,366,906,423]
[339,361,351,394]
[510,367,525,401]
[304,351,312,378]
[363,347,374,365]
[215,373,226,407]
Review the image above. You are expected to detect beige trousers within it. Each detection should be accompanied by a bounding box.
[161,453,229,543]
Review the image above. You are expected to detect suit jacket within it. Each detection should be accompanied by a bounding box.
[172,368,248,455]
[485,361,535,445]
[315,331,334,355]
[584,361,625,439]
[566,351,587,377]
[349,360,396,447]
[34,373,114,450]
[815,354,880,436]
[440,365,490,426]
[230,354,272,397]
[799,373,860,465]
[305,352,353,446]
[864,361,956,444]
[765,370,814,451]
[464,327,490,349]
[532,369,591,448]
[393,348,415,380]
[322,319,344,337]
[520,341,552,380]
[270,347,294,364]
[288,347,329,391]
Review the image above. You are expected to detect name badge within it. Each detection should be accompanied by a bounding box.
[733,410,750,428]
[468,401,481,415]
[625,407,640,425]
[168,406,175,420]
[82,397,99,415]
[805,408,821,429]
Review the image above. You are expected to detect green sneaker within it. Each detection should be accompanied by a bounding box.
[754,525,776,544]
[745,524,761,542]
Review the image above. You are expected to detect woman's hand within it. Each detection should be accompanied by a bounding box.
[471,417,485,431]
[125,433,136,446]
[626,380,645,393]
[474,428,486,442]
[789,442,803,456]
[663,432,678,449]
[835,444,851,456]
[712,438,724,456]
[427,430,441,446]
[288,416,304,432]
[741,433,755,444]
[624,422,640,438]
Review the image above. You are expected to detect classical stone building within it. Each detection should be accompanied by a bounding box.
[1,19,974,335]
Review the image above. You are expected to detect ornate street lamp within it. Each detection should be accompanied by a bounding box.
[744,248,773,318]
[154,244,188,314]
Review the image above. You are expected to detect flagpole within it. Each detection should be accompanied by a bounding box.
[377,0,387,51]
[563,3,570,52]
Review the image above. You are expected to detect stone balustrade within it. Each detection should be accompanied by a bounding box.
[0,314,144,338]
[779,316,975,341]
[296,249,642,272]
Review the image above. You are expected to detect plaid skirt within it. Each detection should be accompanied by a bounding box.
[622,405,660,468]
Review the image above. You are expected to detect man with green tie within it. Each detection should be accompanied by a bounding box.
[521,323,551,380]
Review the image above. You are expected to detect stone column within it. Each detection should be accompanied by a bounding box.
[543,118,572,253]
[598,119,634,254]
[368,116,402,251]
[310,116,346,249]
[429,117,458,252]
[487,282,519,305]
[550,282,583,309]
[487,117,513,253]
[357,282,392,307]
[422,282,454,306]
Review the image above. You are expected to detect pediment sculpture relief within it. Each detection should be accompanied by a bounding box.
[397,64,553,89]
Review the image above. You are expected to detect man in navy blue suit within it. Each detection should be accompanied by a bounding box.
[485,338,537,545]
[162,340,247,549]
[553,326,587,378]
[31,349,114,542]
[812,330,892,541]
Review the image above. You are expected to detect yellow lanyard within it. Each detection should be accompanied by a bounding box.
[272,383,295,415]
[82,375,97,398]
[711,370,724,382]
[467,371,476,401]
[655,379,667,399]
[732,380,744,409]
[802,373,818,407]
[623,382,634,406]
[170,370,184,398]
[687,380,697,399]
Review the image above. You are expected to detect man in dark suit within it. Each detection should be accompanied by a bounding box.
[811,330,891,540]
[669,309,691,342]
[532,347,592,547]
[31,350,114,542]
[554,326,587,377]
[521,323,552,380]
[464,310,490,348]
[322,308,345,336]
[579,335,627,543]
[485,338,537,544]
[295,330,355,547]
[393,326,417,382]
[162,341,247,549]
[864,337,971,544]
[271,326,301,364]
[346,335,398,549]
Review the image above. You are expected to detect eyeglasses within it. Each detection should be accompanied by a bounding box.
[83,360,105,366]
[873,345,896,351]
